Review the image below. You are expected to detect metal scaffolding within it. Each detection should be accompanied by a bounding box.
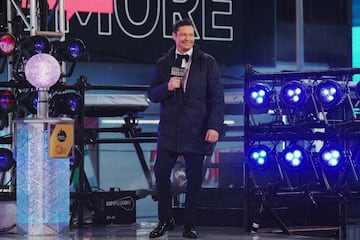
[6,0,66,80]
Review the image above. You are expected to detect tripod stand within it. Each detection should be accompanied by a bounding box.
[250,182,291,235]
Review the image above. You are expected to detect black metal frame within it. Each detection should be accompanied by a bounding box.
[243,66,360,238]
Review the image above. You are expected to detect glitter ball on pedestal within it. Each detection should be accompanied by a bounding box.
[25,53,61,88]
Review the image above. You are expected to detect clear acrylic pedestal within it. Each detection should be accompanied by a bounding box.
[14,118,73,235]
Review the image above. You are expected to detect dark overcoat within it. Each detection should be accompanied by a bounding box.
[148,45,224,155]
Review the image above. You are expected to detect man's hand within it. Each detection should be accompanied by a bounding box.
[168,76,181,91]
[205,129,219,143]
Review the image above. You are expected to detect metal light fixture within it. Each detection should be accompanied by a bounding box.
[248,144,272,169]
[281,144,307,170]
[17,90,38,115]
[245,83,273,109]
[280,81,309,109]
[19,35,51,58]
[0,148,14,172]
[0,32,16,73]
[314,80,346,108]
[0,90,16,114]
[50,92,82,117]
[0,90,16,130]
[319,144,345,169]
[52,39,86,62]
[0,32,16,57]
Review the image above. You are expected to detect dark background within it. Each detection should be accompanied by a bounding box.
[60,0,351,67]
[0,0,352,67]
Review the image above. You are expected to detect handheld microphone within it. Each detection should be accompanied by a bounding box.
[171,56,185,78]
[171,57,185,95]
[170,67,185,78]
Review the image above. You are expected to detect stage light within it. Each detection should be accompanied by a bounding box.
[0,148,14,172]
[19,91,38,114]
[319,145,345,169]
[52,39,86,62]
[19,35,51,58]
[280,81,309,108]
[248,144,272,169]
[0,32,16,56]
[50,92,82,116]
[314,80,346,108]
[0,90,16,130]
[0,90,16,113]
[281,144,307,170]
[245,83,273,109]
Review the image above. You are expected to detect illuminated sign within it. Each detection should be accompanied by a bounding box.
[20,0,276,65]
[21,0,114,21]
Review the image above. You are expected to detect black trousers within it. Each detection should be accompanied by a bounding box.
[154,150,204,225]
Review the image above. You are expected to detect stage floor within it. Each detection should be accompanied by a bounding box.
[0,221,337,240]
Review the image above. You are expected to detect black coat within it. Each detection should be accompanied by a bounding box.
[148,45,224,155]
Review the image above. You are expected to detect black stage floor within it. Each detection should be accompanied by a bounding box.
[0,222,339,240]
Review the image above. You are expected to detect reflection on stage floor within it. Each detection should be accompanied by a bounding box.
[0,221,339,240]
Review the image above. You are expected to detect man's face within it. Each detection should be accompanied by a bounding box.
[172,25,195,54]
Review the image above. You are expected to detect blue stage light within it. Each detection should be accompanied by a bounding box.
[248,145,271,168]
[20,36,51,57]
[319,145,344,168]
[52,39,86,62]
[33,38,49,54]
[282,144,307,169]
[68,41,85,59]
[0,148,14,172]
[22,91,38,114]
[50,92,82,116]
[315,80,345,108]
[245,83,272,109]
[0,90,16,113]
[280,81,308,108]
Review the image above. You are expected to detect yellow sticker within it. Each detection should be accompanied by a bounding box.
[49,123,74,158]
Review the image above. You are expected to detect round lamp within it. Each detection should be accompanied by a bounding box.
[280,81,309,108]
[245,83,273,109]
[0,33,16,56]
[314,80,345,108]
[282,144,307,170]
[248,144,272,169]
[24,53,61,118]
[24,53,61,89]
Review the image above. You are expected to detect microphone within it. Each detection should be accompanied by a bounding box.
[170,67,185,78]
[170,57,185,95]
[171,56,185,78]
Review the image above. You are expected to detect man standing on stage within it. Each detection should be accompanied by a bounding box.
[148,18,224,238]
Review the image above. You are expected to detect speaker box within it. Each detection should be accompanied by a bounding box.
[90,191,136,225]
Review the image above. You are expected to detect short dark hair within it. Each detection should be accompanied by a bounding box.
[172,18,194,33]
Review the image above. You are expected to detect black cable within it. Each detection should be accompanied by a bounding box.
[0,224,16,234]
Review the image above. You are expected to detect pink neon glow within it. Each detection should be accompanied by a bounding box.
[21,0,114,21]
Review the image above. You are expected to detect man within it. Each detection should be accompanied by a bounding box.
[148,18,224,238]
